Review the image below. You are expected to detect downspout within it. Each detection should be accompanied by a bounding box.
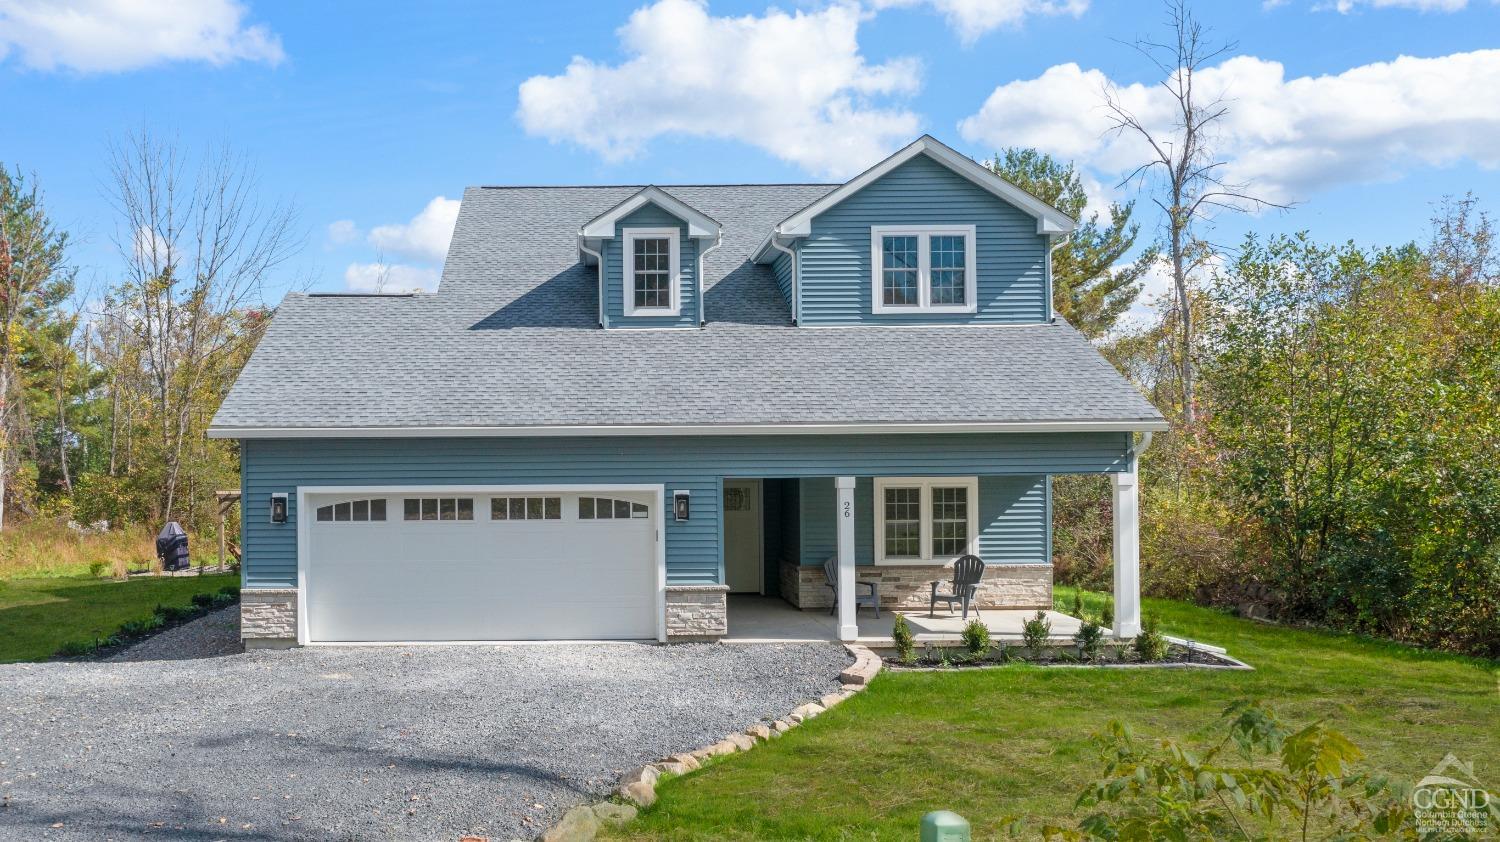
[1127,431,1154,471]
[768,234,800,326]
[579,234,605,329]
[1046,233,1070,324]
[697,232,722,327]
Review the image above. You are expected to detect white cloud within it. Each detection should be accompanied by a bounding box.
[326,219,359,246]
[516,0,921,178]
[870,0,1088,44]
[343,262,440,294]
[0,0,283,73]
[367,196,460,264]
[1322,0,1469,11]
[959,50,1500,208]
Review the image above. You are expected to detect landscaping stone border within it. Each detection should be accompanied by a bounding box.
[535,644,881,842]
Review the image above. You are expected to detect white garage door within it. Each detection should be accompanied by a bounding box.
[304,489,659,642]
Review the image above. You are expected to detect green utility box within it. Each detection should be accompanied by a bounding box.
[920,810,971,842]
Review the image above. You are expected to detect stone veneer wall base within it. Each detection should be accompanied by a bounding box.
[778,559,1052,611]
[664,585,729,642]
[240,588,298,647]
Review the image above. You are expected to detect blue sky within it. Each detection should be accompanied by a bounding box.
[3,0,1498,312]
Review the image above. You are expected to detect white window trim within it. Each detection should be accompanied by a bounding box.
[622,227,681,317]
[873,476,980,565]
[869,225,978,315]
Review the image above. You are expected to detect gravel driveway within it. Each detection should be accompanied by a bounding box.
[0,610,848,841]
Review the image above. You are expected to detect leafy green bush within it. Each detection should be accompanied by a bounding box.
[1100,597,1113,628]
[1040,701,1421,840]
[1022,610,1052,659]
[154,604,191,624]
[217,584,240,598]
[1133,613,1167,662]
[961,619,990,655]
[1070,590,1085,619]
[210,592,235,608]
[191,592,215,608]
[1073,620,1104,662]
[891,613,914,663]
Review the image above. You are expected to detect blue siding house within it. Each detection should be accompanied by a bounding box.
[210,136,1165,648]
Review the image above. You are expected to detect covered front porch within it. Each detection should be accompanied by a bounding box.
[723,594,1082,645]
[719,437,1149,644]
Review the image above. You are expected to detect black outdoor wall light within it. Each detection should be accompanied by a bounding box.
[673,490,690,522]
[269,493,288,524]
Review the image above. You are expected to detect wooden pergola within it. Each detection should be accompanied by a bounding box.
[214,490,242,570]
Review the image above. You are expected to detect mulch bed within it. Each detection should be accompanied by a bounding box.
[884,641,1249,671]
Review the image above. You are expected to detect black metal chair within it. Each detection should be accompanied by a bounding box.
[930,555,985,619]
[823,556,880,618]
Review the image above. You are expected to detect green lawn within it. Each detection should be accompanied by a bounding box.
[610,590,1499,840]
[0,574,239,662]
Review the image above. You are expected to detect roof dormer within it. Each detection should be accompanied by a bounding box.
[579,187,721,329]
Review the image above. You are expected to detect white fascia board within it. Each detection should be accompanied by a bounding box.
[209,419,1171,439]
[775,136,1075,238]
[580,186,721,239]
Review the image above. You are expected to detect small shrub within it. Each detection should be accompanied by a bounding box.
[118,618,150,638]
[1070,590,1085,619]
[1022,610,1052,659]
[1074,620,1105,662]
[1133,613,1168,662]
[961,619,991,656]
[217,584,240,598]
[892,614,915,663]
[88,560,108,578]
[210,592,235,608]
[155,604,191,624]
[190,592,215,609]
[55,640,94,658]
[1100,597,1114,628]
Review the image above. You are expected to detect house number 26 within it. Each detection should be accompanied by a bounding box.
[843,501,852,518]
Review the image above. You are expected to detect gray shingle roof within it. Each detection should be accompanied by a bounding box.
[210,184,1164,432]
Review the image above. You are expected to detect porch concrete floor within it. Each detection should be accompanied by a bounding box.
[723,595,1081,645]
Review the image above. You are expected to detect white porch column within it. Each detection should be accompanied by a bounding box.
[1112,459,1142,638]
[835,476,858,641]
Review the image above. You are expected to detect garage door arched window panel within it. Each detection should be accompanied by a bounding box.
[402,497,475,522]
[490,496,562,521]
[315,498,388,523]
[579,496,649,520]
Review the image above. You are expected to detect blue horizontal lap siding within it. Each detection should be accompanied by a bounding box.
[799,154,1049,325]
[796,475,1048,566]
[604,204,698,328]
[241,433,1128,589]
[772,248,794,311]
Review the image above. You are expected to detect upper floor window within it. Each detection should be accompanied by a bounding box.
[623,227,680,316]
[870,225,977,315]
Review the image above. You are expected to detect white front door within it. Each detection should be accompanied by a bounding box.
[304,489,659,642]
[723,479,762,593]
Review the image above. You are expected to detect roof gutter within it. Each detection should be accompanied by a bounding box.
[767,234,800,325]
[208,419,1172,440]
[578,234,605,328]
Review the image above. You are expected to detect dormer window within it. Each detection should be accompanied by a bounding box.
[869,225,977,314]
[623,227,680,316]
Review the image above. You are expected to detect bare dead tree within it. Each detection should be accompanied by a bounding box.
[107,131,299,521]
[1103,0,1290,426]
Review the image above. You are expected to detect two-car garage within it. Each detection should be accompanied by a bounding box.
[300,487,662,643]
